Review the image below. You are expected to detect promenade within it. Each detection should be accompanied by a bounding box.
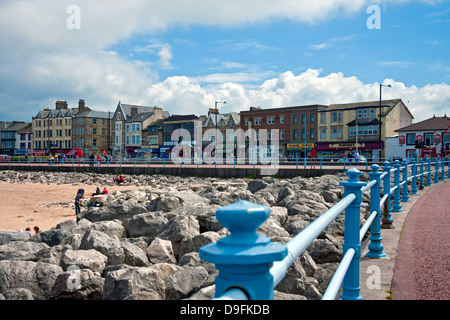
[359,180,450,300]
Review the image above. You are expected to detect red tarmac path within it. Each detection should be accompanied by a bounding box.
[391,180,450,300]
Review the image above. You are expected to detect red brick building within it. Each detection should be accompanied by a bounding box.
[239,106,291,159]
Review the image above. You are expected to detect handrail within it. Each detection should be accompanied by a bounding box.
[200,157,450,300]
[322,248,356,300]
[271,193,356,286]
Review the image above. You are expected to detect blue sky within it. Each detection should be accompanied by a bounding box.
[0,0,449,123]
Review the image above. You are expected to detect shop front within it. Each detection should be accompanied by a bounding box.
[286,143,316,159]
[315,141,383,160]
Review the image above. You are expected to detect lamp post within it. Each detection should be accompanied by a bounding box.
[379,84,391,158]
[304,126,308,168]
[215,101,226,157]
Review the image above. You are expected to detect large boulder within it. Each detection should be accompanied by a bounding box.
[60,249,108,274]
[79,230,125,266]
[0,260,63,300]
[126,212,168,239]
[0,231,30,245]
[164,266,209,300]
[102,266,166,300]
[51,268,105,300]
[0,241,49,261]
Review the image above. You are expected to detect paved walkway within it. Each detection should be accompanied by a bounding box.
[359,179,450,300]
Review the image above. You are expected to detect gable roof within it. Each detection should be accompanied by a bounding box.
[328,98,414,119]
[395,115,450,132]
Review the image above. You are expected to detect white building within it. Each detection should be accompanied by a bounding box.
[387,115,450,160]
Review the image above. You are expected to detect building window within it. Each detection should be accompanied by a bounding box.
[320,112,326,124]
[293,114,297,124]
[406,133,416,145]
[332,112,342,122]
[310,128,315,139]
[293,129,298,140]
[267,116,275,125]
[254,117,262,125]
[332,127,342,139]
[320,128,327,139]
[310,113,315,123]
[302,114,306,124]
[280,115,285,124]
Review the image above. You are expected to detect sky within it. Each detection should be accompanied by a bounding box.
[0,0,449,124]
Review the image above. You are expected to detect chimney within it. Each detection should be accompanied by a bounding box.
[78,99,86,110]
[131,107,138,118]
[55,100,68,110]
[208,108,219,115]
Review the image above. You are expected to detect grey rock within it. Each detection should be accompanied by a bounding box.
[51,268,104,300]
[79,230,125,266]
[3,288,34,300]
[102,266,165,300]
[0,260,63,300]
[147,237,176,264]
[164,266,209,300]
[0,231,30,245]
[60,249,108,273]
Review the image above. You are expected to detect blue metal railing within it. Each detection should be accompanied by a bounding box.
[199,156,450,300]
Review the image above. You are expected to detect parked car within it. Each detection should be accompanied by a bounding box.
[0,155,10,162]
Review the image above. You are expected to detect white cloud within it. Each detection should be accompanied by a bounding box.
[0,0,448,124]
[140,69,450,122]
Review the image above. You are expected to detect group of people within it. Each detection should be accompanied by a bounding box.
[347,150,360,164]
[114,175,125,185]
[87,153,113,167]
[22,226,41,237]
[74,183,115,221]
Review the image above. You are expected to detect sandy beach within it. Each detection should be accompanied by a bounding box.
[0,182,141,233]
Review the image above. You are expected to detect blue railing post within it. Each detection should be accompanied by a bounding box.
[434,156,440,184]
[199,200,287,300]
[411,159,418,195]
[448,158,450,179]
[381,161,394,229]
[366,164,386,259]
[419,158,424,190]
[401,160,410,202]
[440,157,445,181]
[392,160,403,212]
[339,168,367,300]
[427,158,432,186]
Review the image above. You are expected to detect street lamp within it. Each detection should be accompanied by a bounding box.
[379,84,391,158]
[214,101,226,157]
[304,126,308,168]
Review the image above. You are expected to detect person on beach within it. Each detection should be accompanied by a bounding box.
[75,192,82,222]
[25,227,32,237]
[102,187,108,194]
[33,226,41,234]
